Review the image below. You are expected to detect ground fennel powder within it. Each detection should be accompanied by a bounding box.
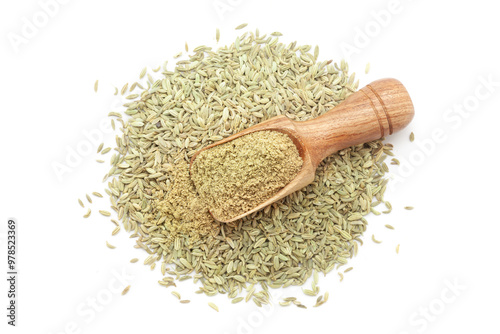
[191,130,303,221]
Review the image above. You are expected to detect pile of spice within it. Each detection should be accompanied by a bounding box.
[91,26,396,308]
[191,130,303,221]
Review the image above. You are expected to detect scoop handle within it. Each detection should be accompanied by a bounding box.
[296,78,414,167]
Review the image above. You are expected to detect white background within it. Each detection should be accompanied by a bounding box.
[1,0,499,333]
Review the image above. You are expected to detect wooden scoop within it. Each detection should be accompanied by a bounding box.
[190,78,414,223]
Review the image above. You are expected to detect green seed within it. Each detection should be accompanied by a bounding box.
[232,297,244,304]
[372,235,382,244]
[235,23,248,30]
[208,302,219,312]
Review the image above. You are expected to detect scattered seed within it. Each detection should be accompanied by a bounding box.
[245,288,255,302]
[130,258,139,263]
[405,206,414,210]
[108,112,122,118]
[344,267,353,273]
[303,289,317,297]
[171,291,181,299]
[315,295,323,304]
[92,192,103,198]
[106,241,115,249]
[385,224,395,230]
[97,143,104,153]
[185,42,189,52]
[78,199,84,208]
[99,210,111,217]
[180,300,190,304]
[253,298,262,307]
[410,132,415,142]
[121,83,128,96]
[139,67,147,79]
[86,194,92,203]
[365,62,370,74]
[314,45,319,61]
[208,302,219,312]
[372,235,382,244]
[396,244,400,254]
[235,23,248,30]
[121,285,130,295]
[94,80,98,92]
[83,209,91,218]
[391,158,400,165]
[216,28,220,42]
[112,226,120,235]
[101,147,111,155]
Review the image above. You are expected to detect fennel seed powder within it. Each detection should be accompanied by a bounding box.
[151,161,220,245]
[191,131,303,221]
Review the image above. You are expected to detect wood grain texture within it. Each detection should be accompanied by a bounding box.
[190,78,414,222]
